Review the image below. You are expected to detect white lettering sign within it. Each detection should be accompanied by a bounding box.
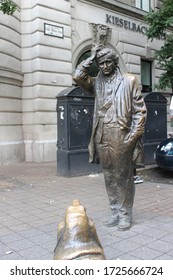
[44,23,64,38]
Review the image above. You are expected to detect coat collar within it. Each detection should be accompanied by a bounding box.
[114,69,124,94]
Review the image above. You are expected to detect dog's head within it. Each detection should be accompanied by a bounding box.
[53,199,106,260]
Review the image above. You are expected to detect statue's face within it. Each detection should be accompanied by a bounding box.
[97,56,116,76]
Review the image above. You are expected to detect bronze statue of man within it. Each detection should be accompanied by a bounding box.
[73,45,147,230]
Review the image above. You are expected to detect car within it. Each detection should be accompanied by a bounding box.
[155,137,173,171]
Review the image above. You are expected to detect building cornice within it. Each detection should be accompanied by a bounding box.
[82,0,147,20]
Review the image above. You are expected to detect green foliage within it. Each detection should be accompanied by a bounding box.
[0,0,19,15]
[145,0,173,92]
[145,0,173,40]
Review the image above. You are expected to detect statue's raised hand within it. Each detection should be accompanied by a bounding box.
[90,44,103,60]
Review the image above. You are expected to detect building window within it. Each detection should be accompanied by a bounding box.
[141,60,152,92]
[136,0,153,12]
[116,0,136,6]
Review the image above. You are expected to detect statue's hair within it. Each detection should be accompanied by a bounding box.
[96,48,119,65]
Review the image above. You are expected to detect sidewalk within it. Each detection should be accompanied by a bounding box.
[0,162,173,260]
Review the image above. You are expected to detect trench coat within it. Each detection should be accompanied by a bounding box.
[73,64,147,167]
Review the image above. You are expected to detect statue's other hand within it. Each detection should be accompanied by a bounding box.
[124,133,136,151]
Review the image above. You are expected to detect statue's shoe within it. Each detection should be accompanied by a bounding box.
[118,220,131,231]
[104,216,119,227]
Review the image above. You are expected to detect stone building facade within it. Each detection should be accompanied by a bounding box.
[0,0,171,166]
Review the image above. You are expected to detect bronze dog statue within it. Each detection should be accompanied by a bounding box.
[54,199,106,260]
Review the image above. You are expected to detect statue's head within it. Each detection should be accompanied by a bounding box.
[96,47,119,65]
[96,47,119,76]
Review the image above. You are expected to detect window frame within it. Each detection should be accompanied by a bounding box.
[141,59,152,93]
[136,0,153,12]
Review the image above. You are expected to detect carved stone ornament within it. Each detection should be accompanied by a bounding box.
[91,23,112,46]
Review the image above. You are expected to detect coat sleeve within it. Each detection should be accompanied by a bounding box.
[72,58,95,95]
[127,75,147,142]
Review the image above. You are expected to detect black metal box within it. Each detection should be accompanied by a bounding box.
[56,86,101,177]
[144,92,167,165]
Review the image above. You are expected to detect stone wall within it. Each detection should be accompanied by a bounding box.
[0,0,24,165]
[21,0,72,162]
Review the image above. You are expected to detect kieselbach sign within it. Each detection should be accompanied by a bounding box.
[106,14,147,34]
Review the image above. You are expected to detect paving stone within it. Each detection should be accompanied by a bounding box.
[0,252,23,260]
[38,223,57,233]
[141,228,168,239]
[152,215,173,223]
[165,250,173,257]
[8,224,31,232]
[161,233,173,243]
[17,245,50,259]
[117,253,141,260]
[155,254,173,260]
[39,240,56,252]
[0,233,25,244]
[110,228,138,239]
[1,218,23,227]
[131,223,155,233]
[0,245,12,257]
[100,234,122,247]
[130,246,163,260]
[0,162,173,260]
[19,228,46,238]
[7,239,35,251]
[147,240,173,253]
[141,219,163,228]
[157,222,173,233]
[18,215,40,223]
[36,253,53,260]
[126,234,155,246]
[27,233,54,245]
[0,228,15,237]
[111,240,141,253]
[103,246,124,260]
